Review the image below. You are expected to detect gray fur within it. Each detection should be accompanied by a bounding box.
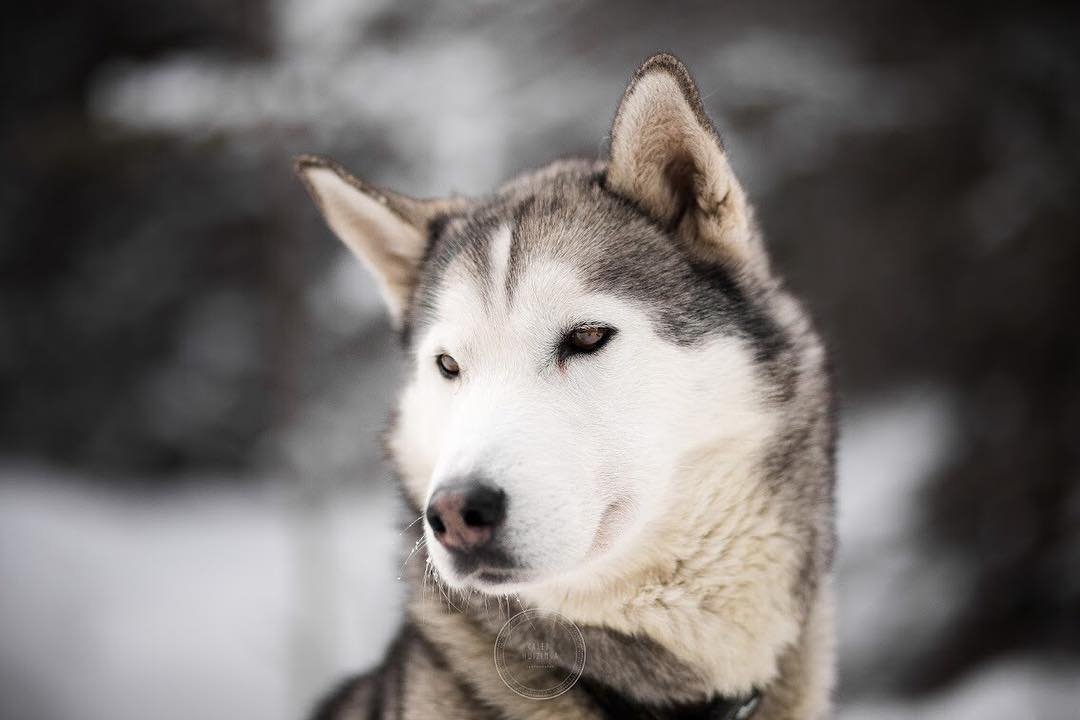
[406,162,787,359]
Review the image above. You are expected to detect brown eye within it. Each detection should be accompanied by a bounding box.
[436,353,460,379]
[572,327,607,350]
[559,325,616,362]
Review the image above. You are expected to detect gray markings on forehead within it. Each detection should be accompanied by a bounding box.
[485,222,514,309]
[406,166,786,366]
[405,209,497,345]
[407,214,516,343]
[505,196,537,303]
[508,177,786,359]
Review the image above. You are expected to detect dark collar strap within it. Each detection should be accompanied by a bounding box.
[575,675,762,719]
[722,689,761,720]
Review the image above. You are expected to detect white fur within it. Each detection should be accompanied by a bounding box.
[386,230,799,694]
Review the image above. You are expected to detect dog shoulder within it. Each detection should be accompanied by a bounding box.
[307,669,379,720]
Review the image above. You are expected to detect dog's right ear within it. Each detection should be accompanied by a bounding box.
[294,155,465,325]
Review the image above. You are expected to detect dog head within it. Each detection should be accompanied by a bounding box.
[296,54,793,594]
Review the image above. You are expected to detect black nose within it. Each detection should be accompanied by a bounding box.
[426,482,507,552]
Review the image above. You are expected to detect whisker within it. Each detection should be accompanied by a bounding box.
[401,513,425,533]
[399,536,427,575]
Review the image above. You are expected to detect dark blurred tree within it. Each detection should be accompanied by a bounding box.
[0,0,286,473]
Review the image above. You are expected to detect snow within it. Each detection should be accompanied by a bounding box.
[0,469,402,720]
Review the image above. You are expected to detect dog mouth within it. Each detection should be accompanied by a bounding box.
[475,567,520,584]
[445,543,516,574]
[436,543,529,588]
[467,565,546,591]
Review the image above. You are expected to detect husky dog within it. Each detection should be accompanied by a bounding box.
[295,53,835,720]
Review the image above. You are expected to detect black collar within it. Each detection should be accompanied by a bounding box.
[575,675,762,720]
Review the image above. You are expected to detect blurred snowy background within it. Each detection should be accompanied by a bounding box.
[2,1,1079,719]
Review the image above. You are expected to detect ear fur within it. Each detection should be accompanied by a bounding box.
[294,155,466,325]
[607,53,766,276]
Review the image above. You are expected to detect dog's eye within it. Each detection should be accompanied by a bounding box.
[436,353,460,379]
[571,327,607,350]
[559,325,615,361]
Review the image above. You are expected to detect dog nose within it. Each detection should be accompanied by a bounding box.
[426,482,506,552]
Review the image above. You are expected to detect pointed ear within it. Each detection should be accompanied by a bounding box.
[294,155,466,325]
[607,54,766,276]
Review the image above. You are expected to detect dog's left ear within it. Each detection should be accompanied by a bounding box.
[608,53,767,277]
[294,155,467,326]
